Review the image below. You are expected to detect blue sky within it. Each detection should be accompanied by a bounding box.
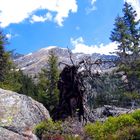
[1,0,140,55]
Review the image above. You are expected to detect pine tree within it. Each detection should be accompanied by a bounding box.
[110,15,129,66]
[110,2,140,99]
[110,2,140,64]
[18,70,38,99]
[0,30,39,98]
[38,50,59,115]
[0,69,22,91]
[0,31,9,82]
[122,2,140,94]
[123,2,140,59]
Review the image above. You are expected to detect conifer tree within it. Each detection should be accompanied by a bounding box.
[18,70,38,99]
[38,50,59,115]
[123,2,140,59]
[0,69,22,91]
[110,16,129,66]
[110,2,140,95]
[0,31,9,82]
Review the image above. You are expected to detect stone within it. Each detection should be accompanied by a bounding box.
[92,105,134,122]
[0,88,50,140]
[0,127,27,140]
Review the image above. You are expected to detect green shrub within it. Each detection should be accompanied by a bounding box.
[34,120,76,140]
[34,119,63,139]
[42,134,65,140]
[63,135,82,140]
[132,110,140,123]
[34,120,47,139]
[35,110,140,140]
[103,114,136,135]
[111,125,140,140]
[84,121,104,140]
[84,110,140,140]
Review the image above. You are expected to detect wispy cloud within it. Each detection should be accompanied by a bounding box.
[71,37,118,55]
[6,33,12,40]
[86,0,97,14]
[124,0,140,20]
[6,33,19,40]
[0,0,78,27]
[30,12,53,23]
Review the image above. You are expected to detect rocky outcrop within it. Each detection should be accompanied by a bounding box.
[0,88,50,140]
[90,105,134,122]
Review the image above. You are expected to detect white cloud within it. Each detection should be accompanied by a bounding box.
[91,0,97,5]
[71,37,84,44]
[71,37,118,55]
[0,0,78,27]
[6,33,19,40]
[54,0,78,26]
[6,33,12,39]
[125,0,140,20]
[86,0,97,14]
[30,12,52,23]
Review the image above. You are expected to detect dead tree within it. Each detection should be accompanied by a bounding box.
[52,52,116,122]
[52,62,85,121]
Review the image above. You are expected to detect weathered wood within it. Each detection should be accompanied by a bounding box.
[53,55,116,122]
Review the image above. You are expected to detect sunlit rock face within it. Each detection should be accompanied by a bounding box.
[0,88,50,140]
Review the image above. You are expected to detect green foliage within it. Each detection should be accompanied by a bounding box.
[18,70,38,99]
[63,135,81,140]
[0,29,39,99]
[34,119,63,139]
[0,66,38,100]
[84,121,104,140]
[103,114,136,134]
[86,73,126,108]
[132,110,140,123]
[0,50,23,92]
[111,125,140,140]
[84,109,140,140]
[38,50,59,115]
[0,31,9,82]
[110,2,140,102]
[34,119,83,140]
[110,2,140,60]
[0,70,22,91]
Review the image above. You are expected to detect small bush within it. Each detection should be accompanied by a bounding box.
[111,125,140,140]
[132,110,140,123]
[84,122,104,140]
[34,121,47,139]
[34,119,82,140]
[103,114,136,135]
[42,134,65,140]
[63,135,82,140]
[84,109,140,140]
[34,119,63,139]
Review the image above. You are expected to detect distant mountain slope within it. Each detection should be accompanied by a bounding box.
[14,46,117,76]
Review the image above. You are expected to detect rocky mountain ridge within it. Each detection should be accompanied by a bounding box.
[14,46,117,76]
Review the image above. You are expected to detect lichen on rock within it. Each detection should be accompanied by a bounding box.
[0,88,50,140]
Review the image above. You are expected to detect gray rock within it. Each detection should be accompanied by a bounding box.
[0,127,27,140]
[92,105,134,122]
[0,88,50,140]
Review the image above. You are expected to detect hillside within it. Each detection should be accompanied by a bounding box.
[14,46,117,76]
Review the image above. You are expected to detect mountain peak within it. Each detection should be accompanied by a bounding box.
[15,46,117,76]
[39,46,58,51]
